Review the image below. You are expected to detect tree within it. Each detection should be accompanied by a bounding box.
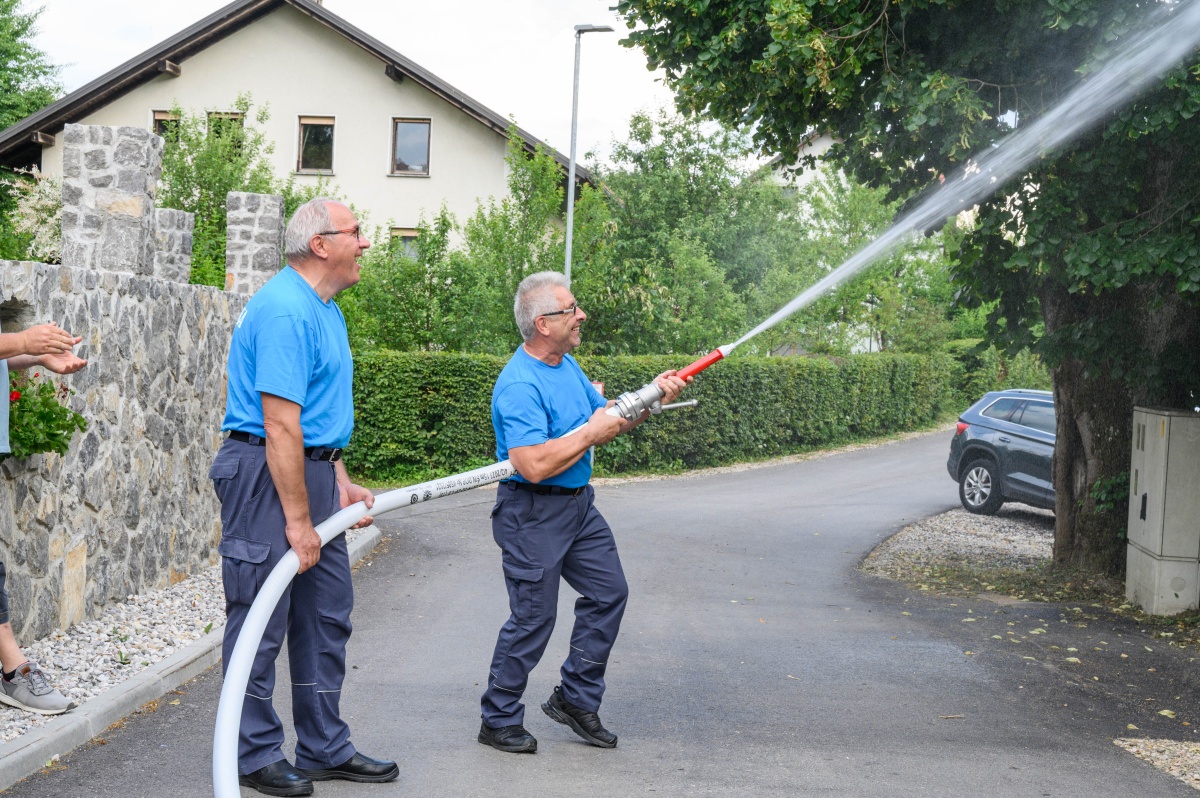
[0,0,59,130]
[338,207,456,352]
[750,165,955,356]
[156,94,277,287]
[617,0,1200,573]
[579,111,801,354]
[0,0,60,260]
[441,133,569,354]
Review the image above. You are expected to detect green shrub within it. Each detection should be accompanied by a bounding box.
[944,339,1050,405]
[6,371,87,459]
[347,350,956,483]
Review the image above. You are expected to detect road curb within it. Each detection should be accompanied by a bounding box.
[0,527,383,793]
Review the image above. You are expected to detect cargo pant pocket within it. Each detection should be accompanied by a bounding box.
[219,536,271,606]
[502,563,545,626]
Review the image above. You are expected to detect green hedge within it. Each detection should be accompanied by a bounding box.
[346,350,956,483]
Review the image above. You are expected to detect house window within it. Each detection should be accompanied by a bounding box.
[391,227,419,258]
[391,119,430,175]
[152,110,179,139]
[206,111,244,137]
[297,116,335,173]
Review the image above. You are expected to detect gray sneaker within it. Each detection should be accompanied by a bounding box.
[0,661,76,715]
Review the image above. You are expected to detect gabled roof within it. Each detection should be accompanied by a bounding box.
[0,0,592,182]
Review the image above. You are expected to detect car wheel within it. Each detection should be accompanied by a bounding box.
[959,458,1003,515]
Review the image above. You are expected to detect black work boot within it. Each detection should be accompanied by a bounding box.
[541,685,617,748]
[478,720,538,753]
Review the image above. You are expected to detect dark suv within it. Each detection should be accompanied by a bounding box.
[947,388,1056,515]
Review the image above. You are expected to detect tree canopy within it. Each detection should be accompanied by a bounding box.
[0,0,59,131]
[617,0,1200,572]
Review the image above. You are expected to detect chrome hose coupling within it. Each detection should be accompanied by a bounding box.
[609,382,667,422]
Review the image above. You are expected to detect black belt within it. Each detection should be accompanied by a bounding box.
[227,430,343,462]
[504,480,586,497]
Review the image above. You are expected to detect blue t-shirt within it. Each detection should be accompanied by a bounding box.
[492,347,607,488]
[222,266,354,448]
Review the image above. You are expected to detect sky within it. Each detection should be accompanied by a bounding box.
[28,0,679,164]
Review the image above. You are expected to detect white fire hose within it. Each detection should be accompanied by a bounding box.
[213,389,697,797]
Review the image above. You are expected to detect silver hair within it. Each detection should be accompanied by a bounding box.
[284,197,338,262]
[514,271,571,341]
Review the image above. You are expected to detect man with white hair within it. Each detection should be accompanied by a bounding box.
[478,270,688,754]
[211,198,395,796]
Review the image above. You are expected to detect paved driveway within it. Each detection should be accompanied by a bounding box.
[2,431,1191,797]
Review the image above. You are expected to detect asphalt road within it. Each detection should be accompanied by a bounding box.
[3,430,1195,797]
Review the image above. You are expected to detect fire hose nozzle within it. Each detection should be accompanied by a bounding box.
[609,381,667,422]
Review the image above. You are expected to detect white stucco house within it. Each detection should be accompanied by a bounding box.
[0,0,590,239]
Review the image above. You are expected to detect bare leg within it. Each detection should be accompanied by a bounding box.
[0,622,29,674]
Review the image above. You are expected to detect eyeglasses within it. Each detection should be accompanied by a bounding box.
[540,303,581,318]
[319,225,363,240]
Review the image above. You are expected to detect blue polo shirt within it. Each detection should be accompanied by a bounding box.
[492,347,606,488]
[221,266,354,448]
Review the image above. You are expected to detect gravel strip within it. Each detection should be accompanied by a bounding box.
[865,504,1200,793]
[0,528,367,748]
[0,564,225,745]
[1114,739,1200,790]
[860,505,1055,578]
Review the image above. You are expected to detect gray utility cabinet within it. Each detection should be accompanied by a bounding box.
[1126,407,1200,615]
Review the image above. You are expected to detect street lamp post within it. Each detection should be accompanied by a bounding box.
[564,23,613,283]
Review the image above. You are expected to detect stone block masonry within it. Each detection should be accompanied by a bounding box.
[0,261,246,640]
[0,122,271,641]
[225,192,285,294]
[59,124,194,284]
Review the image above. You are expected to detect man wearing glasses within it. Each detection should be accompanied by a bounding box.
[478,271,688,754]
[211,198,396,796]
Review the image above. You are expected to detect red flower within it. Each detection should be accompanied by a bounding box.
[9,391,20,402]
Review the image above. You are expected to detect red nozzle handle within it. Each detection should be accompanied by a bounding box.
[676,349,725,381]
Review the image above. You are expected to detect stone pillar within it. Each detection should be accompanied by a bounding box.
[60,124,164,276]
[225,192,285,295]
[153,208,194,283]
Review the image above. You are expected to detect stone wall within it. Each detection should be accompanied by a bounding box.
[0,262,245,640]
[0,124,251,640]
[225,192,284,295]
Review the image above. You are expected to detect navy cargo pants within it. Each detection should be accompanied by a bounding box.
[481,482,629,727]
[210,437,356,775]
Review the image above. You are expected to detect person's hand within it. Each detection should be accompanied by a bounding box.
[286,521,322,574]
[20,323,79,356]
[654,370,691,405]
[588,406,625,446]
[339,481,375,529]
[38,349,87,375]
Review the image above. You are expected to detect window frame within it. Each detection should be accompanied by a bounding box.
[296,114,336,175]
[389,117,431,177]
[151,110,179,138]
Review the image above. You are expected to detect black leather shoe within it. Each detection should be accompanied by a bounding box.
[238,760,314,797]
[478,720,538,753]
[299,752,399,783]
[542,685,617,748]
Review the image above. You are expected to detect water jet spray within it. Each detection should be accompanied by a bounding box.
[215,3,1200,793]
